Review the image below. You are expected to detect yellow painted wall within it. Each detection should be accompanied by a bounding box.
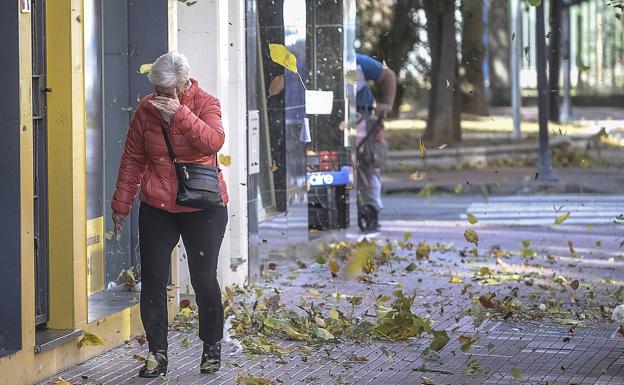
[0,1,179,384]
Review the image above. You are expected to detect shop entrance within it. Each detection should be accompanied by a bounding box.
[32,0,50,327]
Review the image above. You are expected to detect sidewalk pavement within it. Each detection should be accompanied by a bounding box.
[383,167,624,195]
[36,223,624,385]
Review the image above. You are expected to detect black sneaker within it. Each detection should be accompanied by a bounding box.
[138,351,167,378]
[200,342,221,373]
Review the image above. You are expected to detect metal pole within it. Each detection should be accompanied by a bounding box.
[560,2,573,122]
[511,0,522,139]
[536,3,558,182]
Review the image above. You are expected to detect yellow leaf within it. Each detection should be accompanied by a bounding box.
[218,154,232,167]
[181,335,190,348]
[271,161,279,173]
[464,229,479,245]
[146,353,159,371]
[53,379,71,385]
[455,183,463,194]
[269,43,298,73]
[467,214,478,225]
[345,69,360,85]
[419,139,427,159]
[78,331,105,348]
[449,276,464,284]
[329,259,340,275]
[138,63,152,74]
[346,241,376,277]
[409,171,426,181]
[268,75,285,96]
[329,308,340,320]
[555,211,570,225]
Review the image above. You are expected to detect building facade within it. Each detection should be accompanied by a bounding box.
[0,0,354,383]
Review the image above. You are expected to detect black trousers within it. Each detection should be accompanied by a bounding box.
[139,202,228,353]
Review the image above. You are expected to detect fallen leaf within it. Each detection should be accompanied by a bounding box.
[406,262,417,272]
[136,334,146,346]
[478,267,491,276]
[181,335,190,348]
[479,293,496,309]
[467,214,479,225]
[458,335,479,352]
[316,255,327,264]
[268,75,285,96]
[421,377,436,385]
[146,353,159,371]
[329,259,340,276]
[380,346,395,363]
[416,242,431,259]
[377,295,392,303]
[403,232,412,242]
[528,0,542,6]
[429,330,450,352]
[571,280,580,290]
[465,356,481,374]
[235,372,276,385]
[455,183,463,194]
[409,171,426,181]
[464,229,479,246]
[329,308,340,320]
[78,331,105,348]
[349,354,369,362]
[449,276,464,284]
[555,211,571,225]
[218,154,232,167]
[510,367,524,380]
[53,379,71,385]
[270,161,279,173]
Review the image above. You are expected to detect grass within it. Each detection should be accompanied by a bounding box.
[384,115,590,151]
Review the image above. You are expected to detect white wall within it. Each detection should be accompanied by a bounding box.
[176,0,248,292]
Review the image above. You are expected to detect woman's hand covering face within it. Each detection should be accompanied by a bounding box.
[150,95,181,118]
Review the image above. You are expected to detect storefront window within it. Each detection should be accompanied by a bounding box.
[85,0,140,322]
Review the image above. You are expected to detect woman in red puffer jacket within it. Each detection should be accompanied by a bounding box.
[111,51,228,377]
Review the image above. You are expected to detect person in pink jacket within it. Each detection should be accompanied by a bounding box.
[111,51,228,377]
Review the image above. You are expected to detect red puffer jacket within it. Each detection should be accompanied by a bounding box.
[112,79,229,216]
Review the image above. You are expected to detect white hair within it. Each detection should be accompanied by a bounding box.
[147,51,190,88]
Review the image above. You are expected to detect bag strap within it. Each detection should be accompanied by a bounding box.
[160,124,219,169]
[160,124,177,163]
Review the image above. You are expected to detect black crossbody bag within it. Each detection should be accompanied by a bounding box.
[160,124,225,209]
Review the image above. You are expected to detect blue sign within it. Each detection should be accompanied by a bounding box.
[307,166,352,187]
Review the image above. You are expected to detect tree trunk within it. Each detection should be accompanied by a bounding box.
[423,0,461,145]
[377,0,421,118]
[460,0,489,115]
[548,0,562,122]
[488,0,511,106]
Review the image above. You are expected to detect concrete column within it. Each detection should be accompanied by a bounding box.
[177,0,248,291]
